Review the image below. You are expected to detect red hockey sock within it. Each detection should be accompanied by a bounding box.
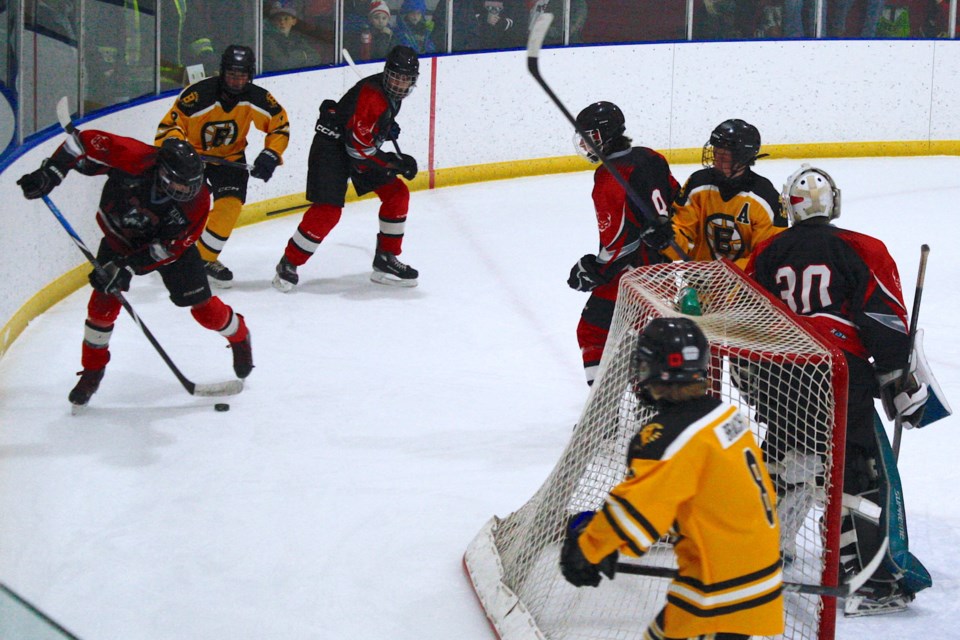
[191,297,246,341]
[375,180,409,255]
[285,204,342,265]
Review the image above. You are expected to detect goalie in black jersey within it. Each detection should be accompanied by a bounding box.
[746,164,933,616]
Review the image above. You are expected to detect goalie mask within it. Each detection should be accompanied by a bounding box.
[782,164,841,223]
[574,101,626,163]
[156,139,204,202]
[702,118,763,177]
[631,317,709,394]
[383,46,419,100]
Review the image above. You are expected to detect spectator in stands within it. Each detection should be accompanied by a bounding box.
[523,0,588,45]
[262,1,324,72]
[829,0,884,37]
[347,0,394,61]
[755,0,784,38]
[694,0,753,40]
[459,0,523,51]
[394,0,437,54]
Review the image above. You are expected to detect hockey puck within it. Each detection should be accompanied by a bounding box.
[214,403,230,412]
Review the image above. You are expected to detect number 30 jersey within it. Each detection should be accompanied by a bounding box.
[745,220,910,373]
[577,395,784,639]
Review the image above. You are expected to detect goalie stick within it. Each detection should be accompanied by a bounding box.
[892,243,930,459]
[614,536,889,598]
[526,14,691,261]
[50,98,244,399]
[340,48,404,156]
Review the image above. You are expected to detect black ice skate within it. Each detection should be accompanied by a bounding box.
[371,251,418,287]
[272,256,299,293]
[204,260,234,289]
[229,328,254,379]
[68,368,105,409]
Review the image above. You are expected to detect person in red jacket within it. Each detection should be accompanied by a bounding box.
[567,101,679,385]
[17,130,253,407]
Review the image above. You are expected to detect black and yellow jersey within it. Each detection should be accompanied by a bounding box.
[155,76,290,163]
[665,167,787,269]
[578,395,784,638]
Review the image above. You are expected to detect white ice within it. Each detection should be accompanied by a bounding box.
[1,157,957,640]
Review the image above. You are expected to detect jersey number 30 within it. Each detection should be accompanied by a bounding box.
[774,265,833,314]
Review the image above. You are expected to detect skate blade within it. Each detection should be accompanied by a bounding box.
[370,271,418,288]
[206,276,233,290]
[271,274,295,293]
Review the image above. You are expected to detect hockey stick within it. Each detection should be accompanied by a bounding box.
[526,14,691,261]
[41,196,243,398]
[614,536,889,598]
[892,244,930,459]
[198,154,253,172]
[341,48,404,155]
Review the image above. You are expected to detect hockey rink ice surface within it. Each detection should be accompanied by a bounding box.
[1,156,958,639]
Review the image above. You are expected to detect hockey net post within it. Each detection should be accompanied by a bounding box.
[464,260,848,640]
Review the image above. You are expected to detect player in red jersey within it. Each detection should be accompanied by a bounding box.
[272,45,421,291]
[568,101,680,385]
[17,130,253,407]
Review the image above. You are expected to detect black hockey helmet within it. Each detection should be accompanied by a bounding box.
[574,101,626,163]
[702,118,763,174]
[631,317,709,389]
[219,44,255,93]
[156,139,204,202]
[383,45,419,100]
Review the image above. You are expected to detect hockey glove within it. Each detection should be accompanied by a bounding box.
[89,260,134,295]
[385,152,418,181]
[878,352,929,429]
[386,121,400,141]
[251,149,281,182]
[639,215,673,251]
[559,512,618,588]
[567,254,610,292]
[18,158,68,200]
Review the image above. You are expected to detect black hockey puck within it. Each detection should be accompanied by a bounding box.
[214,403,230,412]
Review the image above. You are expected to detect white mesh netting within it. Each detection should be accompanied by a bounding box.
[465,260,846,640]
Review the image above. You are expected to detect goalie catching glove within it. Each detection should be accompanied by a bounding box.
[878,351,929,429]
[559,511,618,587]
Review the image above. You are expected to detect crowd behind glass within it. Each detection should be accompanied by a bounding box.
[1,0,958,153]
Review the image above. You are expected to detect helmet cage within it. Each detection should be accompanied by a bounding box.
[220,45,255,94]
[782,163,841,223]
[573,128,606,163]
[383,69,418,100]
[573,101,626,163]
[702,119,761,174]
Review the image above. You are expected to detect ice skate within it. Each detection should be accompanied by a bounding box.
[68,368,105,410]
[204,260,234,289]
[844,582,914,617]
[229,324,254,378]
[272,256,298,293]
[371,251,418,287]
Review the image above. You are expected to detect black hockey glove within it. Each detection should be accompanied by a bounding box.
[639,215,673,251]
[386,121,400,141]
[17,158,68,200]
[250,149,281,182]
[385,152,418,180]
[89,260,134,295]
[559,512,618,588]
[567,254,610,292]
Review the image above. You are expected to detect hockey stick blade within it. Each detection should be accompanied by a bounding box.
[615,537,889,598]
[56,96,75,135]
[193,379,245,397]
[525,16,691,261]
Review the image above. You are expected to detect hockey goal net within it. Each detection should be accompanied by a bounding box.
[464,260,848,640]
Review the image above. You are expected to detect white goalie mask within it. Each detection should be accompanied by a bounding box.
[782,164,841,223]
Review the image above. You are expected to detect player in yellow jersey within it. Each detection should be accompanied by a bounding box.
[559,317,784,640]
[156,45,290,288]
[662,119,787,269]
